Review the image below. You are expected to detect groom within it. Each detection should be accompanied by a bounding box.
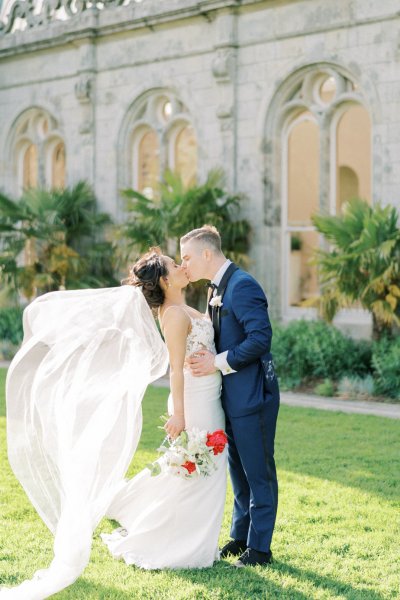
[180,225,280,568]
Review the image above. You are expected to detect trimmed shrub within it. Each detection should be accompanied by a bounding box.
[314,379,335,398]
[372,337,400,400]
[272,320,372,388]
[314,378,335,397]
[337,375,375,400]
[0,306,24,346]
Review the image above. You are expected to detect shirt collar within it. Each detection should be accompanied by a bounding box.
[211,259,231,287]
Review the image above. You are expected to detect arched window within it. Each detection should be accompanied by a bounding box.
[23,143,38,189]
[285,115,319,305]
[52,141,66,189]
[174,125,197,188]
[277,68,372,314]
[137,130,160,199]
[11,109,66,193]
[121,91,197,197]
[335,105,371,213]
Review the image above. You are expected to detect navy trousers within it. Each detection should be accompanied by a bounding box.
[225,396,279,552]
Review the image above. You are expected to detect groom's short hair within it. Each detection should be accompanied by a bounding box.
[180,225,222,253]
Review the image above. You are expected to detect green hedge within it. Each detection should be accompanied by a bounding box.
[272,320,372,388]
[272,320,400,400]
[0,306,24,346]
[372,336,400,400]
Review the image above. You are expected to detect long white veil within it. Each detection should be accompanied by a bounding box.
[1,285,168,599]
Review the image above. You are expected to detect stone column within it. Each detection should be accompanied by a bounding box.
[211,10,238,191]
[74,38,96,186]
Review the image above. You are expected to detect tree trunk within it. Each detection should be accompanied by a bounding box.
[372,312,391,341]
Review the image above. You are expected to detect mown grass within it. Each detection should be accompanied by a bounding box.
[0,367,399,599]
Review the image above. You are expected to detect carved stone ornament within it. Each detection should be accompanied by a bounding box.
[0,0,124,36]
[216,104,232,120]
[212,49,234,83]
[75,75,93,103]
[79,119,92,134]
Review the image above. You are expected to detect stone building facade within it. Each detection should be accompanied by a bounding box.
[0,0,399,332]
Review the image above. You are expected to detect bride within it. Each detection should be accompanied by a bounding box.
[2,247,226,599]
[102,247,227,569]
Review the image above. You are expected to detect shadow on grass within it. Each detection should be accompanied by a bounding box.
[275,560,385,600]
[1,560,387,600]
[171,559,386,600]
[276,406,400,503]
[0,580,135,600]
[170,562,310,599]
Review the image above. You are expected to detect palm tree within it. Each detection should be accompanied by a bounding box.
[309,198,400,340]
[0,182,118,301]
[118,169,251,308]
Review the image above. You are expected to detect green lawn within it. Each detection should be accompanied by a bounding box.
[0,367,399,599]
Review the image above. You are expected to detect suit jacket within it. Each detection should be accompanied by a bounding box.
[210,264,279,418]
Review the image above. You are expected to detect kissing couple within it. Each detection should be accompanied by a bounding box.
[3,225,280,599]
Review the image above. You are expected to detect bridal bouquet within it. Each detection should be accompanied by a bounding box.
[147,425,228,479]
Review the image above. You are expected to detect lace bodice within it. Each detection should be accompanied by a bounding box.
[185,315,216,357]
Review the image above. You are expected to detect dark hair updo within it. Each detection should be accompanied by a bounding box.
[123,247,169,309]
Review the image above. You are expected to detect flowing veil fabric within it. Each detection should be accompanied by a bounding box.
[1,286,168,599]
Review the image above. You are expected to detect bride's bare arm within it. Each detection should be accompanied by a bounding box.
[161,307,190,438]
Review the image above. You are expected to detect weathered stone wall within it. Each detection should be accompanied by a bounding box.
[0,0,399,327]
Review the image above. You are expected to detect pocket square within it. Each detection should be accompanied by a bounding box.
[261,359,276,382]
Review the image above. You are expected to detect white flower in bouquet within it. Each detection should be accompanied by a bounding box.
[147,424,228,479]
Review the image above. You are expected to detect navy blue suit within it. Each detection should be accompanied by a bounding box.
[209,263,280,553]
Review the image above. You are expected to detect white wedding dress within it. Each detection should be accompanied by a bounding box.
[101,309,227,569]
[2,289,226,600]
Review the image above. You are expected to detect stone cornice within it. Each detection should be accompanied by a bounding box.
[0,0,399,59]
[0,0,250,56]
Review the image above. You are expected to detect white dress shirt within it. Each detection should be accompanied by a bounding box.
[211,259,231,287]
[210,260,237,376]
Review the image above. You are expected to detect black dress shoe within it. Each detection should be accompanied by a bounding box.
[234,548,273,567]
[220,539,247,558]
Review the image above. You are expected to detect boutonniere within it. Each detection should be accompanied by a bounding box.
[209,295,223,308]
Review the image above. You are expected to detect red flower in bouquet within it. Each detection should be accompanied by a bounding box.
[182,461,196,474]
[206,429,228,455]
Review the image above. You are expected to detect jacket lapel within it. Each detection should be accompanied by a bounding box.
[207,287,213,319]
[212,263,239,340]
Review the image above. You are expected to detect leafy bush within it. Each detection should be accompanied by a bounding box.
[0,340,19,361]
[272,320,372,388]
[314,379,335,397]
[337,375,375,400]
[372,336,400,399]
[0,306,24,346]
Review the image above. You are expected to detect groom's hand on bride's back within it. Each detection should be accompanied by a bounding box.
[187,350,217,376]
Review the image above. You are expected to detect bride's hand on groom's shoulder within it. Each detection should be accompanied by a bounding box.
[165,414,185,439]
[187,350,217,377]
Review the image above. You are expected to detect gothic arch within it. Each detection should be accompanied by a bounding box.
[117,88,198,204]
[4,105,66,194]
[260,60,379,318]
[261,60,381,222]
